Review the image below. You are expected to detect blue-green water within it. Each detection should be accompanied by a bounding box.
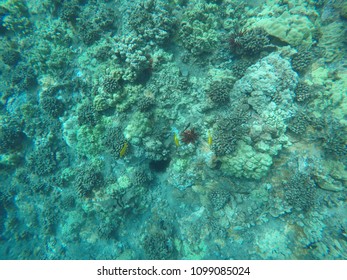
[0,0,346,260]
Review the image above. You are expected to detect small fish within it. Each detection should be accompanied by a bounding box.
[207,130,212,146]
[174,133,180,147]
[119,142,128,157]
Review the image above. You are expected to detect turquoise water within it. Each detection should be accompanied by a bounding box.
[0,0,346,260]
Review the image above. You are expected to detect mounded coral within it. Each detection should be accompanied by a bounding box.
[97,219,118,239]
[113,0,174,81]
[234,53,298,113]
[251,8,316,47]
[221,141,273,180]
[178,2,220,55]
[323,133,347,159]
[42,206,57,235]
[62,115,105,158]
[76,2,116,45]
[220,52,297,179]
[124,111,151,141]
[114,33,152,81]
[93,95,110,112]
[110,181,148,215]
[61,195,75,210]
[133,169,152,187]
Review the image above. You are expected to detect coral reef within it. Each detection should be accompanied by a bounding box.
[133,169,152,187]
[0,0,346,262]
[0,0,32,34]
[97,220,118,240]
[61,195,75,210]
[42,206,57,235]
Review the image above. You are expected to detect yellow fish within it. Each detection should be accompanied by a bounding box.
[207,130,212,146]
[119,142,128,157]
[174,133,180,147]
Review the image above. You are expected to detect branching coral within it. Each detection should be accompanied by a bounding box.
[284,172,316,212]
[229,28,270,56]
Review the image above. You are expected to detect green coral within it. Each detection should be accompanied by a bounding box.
[221,141,273,180]
[124,111,151,140]
[252,8,316,47]
[0,0,32,34]
[62,116,105,158]
[178,2,220,55]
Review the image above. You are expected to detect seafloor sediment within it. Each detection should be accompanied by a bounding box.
[0,0,346,260]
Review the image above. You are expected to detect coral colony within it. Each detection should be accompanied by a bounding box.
[0,0,346,260]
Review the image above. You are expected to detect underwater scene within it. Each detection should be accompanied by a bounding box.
[0,0,346,260]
